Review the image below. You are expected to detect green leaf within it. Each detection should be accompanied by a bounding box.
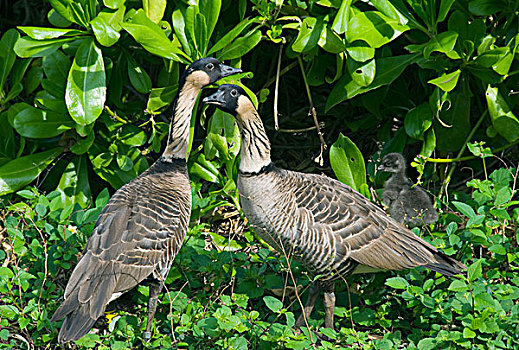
[345,41,375,62]
[90,16,120,47]
[122,9,190,64]
[120,125,147,146]
[0,147,63,195]
[370,0,408,25]
[14,36,75,58]
[326,54,419,111]
[218,28,262,60]
[469,0,508,16]
[293,17,324,53]
[332,0,352,34]
[24,64,43,94]
[404,103,432,140]
[143,0,166,23]
[70,130,95,154]
[208,18,253,55]
[423,31,459,59]
[452,201,476,218]
[263,296,283,313]
[467,259,482,282]
[463,327,476,338]
[48,8,73,27]
[57,156,91,209]
[385,277,409,289]
[448,279,468,292]
[66,38,106,125]
[329,133,366,191]
[0,29,20,91]
[319,25,347,53]
[485,85,519,142]
[434,86,471,152]
[17,27,84,40]
[147,85,177,112]
[346,11,410,49]
[12,105,74,138]
[200,0,221,42]
[420,128,436,158]
[347,58,375,87]
[428,69,461,92]
[127,56,151,94]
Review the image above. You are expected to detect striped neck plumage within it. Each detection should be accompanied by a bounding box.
[236,98,272,174]
[161,82,200,161]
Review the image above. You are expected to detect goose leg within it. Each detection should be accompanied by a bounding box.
[143,280,163,341]
[323,283,336,330]
[295,283,321,328]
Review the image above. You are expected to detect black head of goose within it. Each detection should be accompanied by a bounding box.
[51,59,241,343]
[204,84,465,330]
[379,153,438,227]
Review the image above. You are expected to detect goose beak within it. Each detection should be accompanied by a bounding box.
[203,90,226,107]
[220,64,242,77]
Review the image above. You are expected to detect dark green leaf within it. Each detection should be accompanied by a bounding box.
[0,147,63,195]
[57,156,91,208]
[468,0,508,16]
[66,38,106,125]
[24,64,43,94]
[404,103,432,140]
[48,8,73,27]
[486,86,519,142]
[208,18,253,55]
[0,29,20,91]
[14,36,74,58]
[127,56,151,94]
[200,0,221,42]
[70,130,95,154]
[120,125,147,146]
[13,105,73,138]
[218,28,262,60]
[329,133,366,191]
[319,25,347,53]
[346,11,409,49]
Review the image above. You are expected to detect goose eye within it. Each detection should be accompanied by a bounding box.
[206,63,214,70]
[230,89,238,97]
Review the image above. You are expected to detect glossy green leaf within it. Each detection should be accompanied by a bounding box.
[326,54,419,111]
[208,18,253,55]
[147,85,177,112]
[435,86,471,152]
[420,128,436,158]
[467,259,482,282]
[0,147,63,195]
[42,50,71,98]
[122,9,190,64]
[49,0,76,23]
[345,41,375,62]
[0,29,20,91]
[14,37,74,58]
[347,58,375,87]
[117,154,133,171]
[24,64,42,94]
[57,156,91,209]
[127,56,151,94]
[172,9,191,56]
[292,17,324,53]
[218,28,262,60]
[318,25,347,53]
[90,16,120,47]
[200,0,221,41]
[66,38,106,125]
[330,133,366,191]
[120,125,147,146]
[423,31,459,59]
[346,11,409,49]
[428,69,461,92]
[143,0,166,23]
[70,130,95,154]
[385,277,409,289]
[48,8,72,27]
[468,0,508,16]
[485,86,519,142]
[370,0,408,25]
[405,103,432,140]
[263,296,283,313]
[104,0,124,9]
[331,0,352,34]
[17,27,84,40]
[12,105,73,138]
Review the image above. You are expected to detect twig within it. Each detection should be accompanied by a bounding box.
[274,44,283,130]
[278,126,318,133]
[297,56,326,166]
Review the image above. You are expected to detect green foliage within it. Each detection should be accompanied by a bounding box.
[1,0,519,348]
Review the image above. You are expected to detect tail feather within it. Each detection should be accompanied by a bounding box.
[58,304,97,343]
[425,251,466,277]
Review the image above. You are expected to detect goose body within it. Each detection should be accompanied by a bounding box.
[51,58,241,342]
[379,153,438,226]
[204,85,465,329]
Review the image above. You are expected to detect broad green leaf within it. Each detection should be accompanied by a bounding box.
[346,11,409,49]
[485,85,519,142]
[475,47,508,68]
[120,125,147,146]
[104,0,125,9]
[330,133,366,191]
[70,130,95,154]
[428,69,461,92]
[97,6,126,31]
[0,147,63,195]
[147,85,177,112]
[435,85,471,152]
[57,156,91,209]
[49,0,76,23]
[66,38,106,125]
[117,154,133,171]
[292,17,324,53]
[345,41,374,62]
[17,27,84,40]
[172,9,191,56]
[370,0,408,25]
[448,279,468,292]
[205,109,240,160]
[195,12,208,56]
[24,65,43,94]
[319,25,347,53]
[42,50,71,98]
[326,54,419,111]
[90,16,120,47]
[208,18,253,55]
[469,0,508,16]
[420,128,436,158]
[385,277,409,289]
[190,162,219,183]
[122,9,190,64]
[14,36,75,58]
[48,8,73,27]
[143,0,166,23]
[218,29,262,60]
[0,112,16,159]
[438,0,456,23]
[423,31,459,59]
[467,259,482,282]
[452,201,476,218]
[127,56,152,94]
[13,105,74,138]
[404,103,432,140]
[0,29,20,91]
[200,0,221,41]
[263,296,283,313]
[347,58,375,87]
[331,0,352,34]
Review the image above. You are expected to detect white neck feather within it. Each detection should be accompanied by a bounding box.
[236,97,272,173]
[162,82,200,161]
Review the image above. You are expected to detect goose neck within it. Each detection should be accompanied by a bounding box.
[237,106,272,174]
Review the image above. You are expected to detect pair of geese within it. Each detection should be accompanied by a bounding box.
[51,58,465,342]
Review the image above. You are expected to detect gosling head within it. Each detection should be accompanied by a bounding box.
[378,153,406,174]
[202,84,254,119]
[184,58,242,88]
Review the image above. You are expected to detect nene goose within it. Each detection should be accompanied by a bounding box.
[378,153,438,227]
[51,58,241,342]
[203,85,465,330]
